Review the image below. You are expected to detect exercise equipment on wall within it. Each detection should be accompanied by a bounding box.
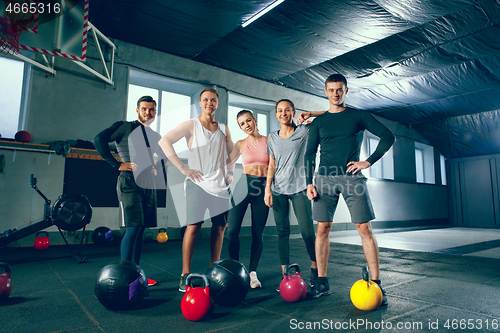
[14,130,31,143]
[0,174,92,263]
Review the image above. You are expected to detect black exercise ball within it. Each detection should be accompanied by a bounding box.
[204,259,250,307]
[92,227,113,246]
[94,260,147,310]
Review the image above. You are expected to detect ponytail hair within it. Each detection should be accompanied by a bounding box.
[236,109,255,120]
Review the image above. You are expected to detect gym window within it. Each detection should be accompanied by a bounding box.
[415,142,435,184]
[127,69,202,159]
[363,133,394,180]
[0,55,30,140]
[127,84,159,125]
[440,154,447,185]
[227,93,273,164]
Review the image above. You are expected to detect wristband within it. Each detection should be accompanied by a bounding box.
[227,171,234,175]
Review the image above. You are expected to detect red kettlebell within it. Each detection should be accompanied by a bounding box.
[280,263,308,303]
[34,231,50,250]
[181,274,214,321]
[0,262,12,301]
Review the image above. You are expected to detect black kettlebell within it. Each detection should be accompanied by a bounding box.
[0,262,12,301]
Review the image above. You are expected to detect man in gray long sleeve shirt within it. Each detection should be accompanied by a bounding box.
[94,95,166,286]
[303,74,394,303]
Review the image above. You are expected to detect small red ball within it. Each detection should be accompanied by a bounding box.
[15,131,31,143]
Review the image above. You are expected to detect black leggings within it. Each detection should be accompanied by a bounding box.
[121,225,146,265]
[272,190,316,266]
[227,174,269,272]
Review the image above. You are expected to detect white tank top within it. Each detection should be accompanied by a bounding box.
[186,118,230,197]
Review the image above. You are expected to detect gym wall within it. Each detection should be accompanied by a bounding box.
[448,154,500,228]
[0,39,448,246]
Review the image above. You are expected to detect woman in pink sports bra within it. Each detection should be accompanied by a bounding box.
[226,110,270,288]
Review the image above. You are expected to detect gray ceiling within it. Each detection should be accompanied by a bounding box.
[90,0,500,159]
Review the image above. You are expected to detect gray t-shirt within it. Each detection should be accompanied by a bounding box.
[267,124,309,195]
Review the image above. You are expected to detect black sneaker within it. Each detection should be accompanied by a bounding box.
[373,279,387,306]
[379,285,387,306]
[179,273,189,292]
[310,278,331,298]
[310,267,318,289]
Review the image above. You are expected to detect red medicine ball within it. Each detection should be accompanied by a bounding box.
[15,131,31,143]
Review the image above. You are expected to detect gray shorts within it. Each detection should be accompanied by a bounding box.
[185,180,229,226]
[312,174,375,223]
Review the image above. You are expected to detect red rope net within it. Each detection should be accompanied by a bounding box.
[0,17,21,55]
[0,1,36,55]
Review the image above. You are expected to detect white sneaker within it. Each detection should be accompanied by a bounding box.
[250,271,262,288]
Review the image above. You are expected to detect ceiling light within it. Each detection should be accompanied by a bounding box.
[242,0,285,28]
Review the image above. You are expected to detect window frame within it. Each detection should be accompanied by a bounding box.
[227,92,274,165]
[415,142,435,184]
[363,132,394,180]
[0,54,31,139]
[127,69,206,159]
[440,154,447,186]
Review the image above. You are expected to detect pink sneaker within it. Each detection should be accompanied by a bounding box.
[147,278,157,286]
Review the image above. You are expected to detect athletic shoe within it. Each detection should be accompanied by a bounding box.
[276,271,283,292]
[250,271,262,288]
[372,279,387,306]
[380,288,387,306]
[378,284,388,306]
[310,267,318,289]
[309,278,331,298]
[179,273,189,292]
[147,278,157,286]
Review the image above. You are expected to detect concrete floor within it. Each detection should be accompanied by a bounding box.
[1,225,500,333]
[328,226,500,259]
